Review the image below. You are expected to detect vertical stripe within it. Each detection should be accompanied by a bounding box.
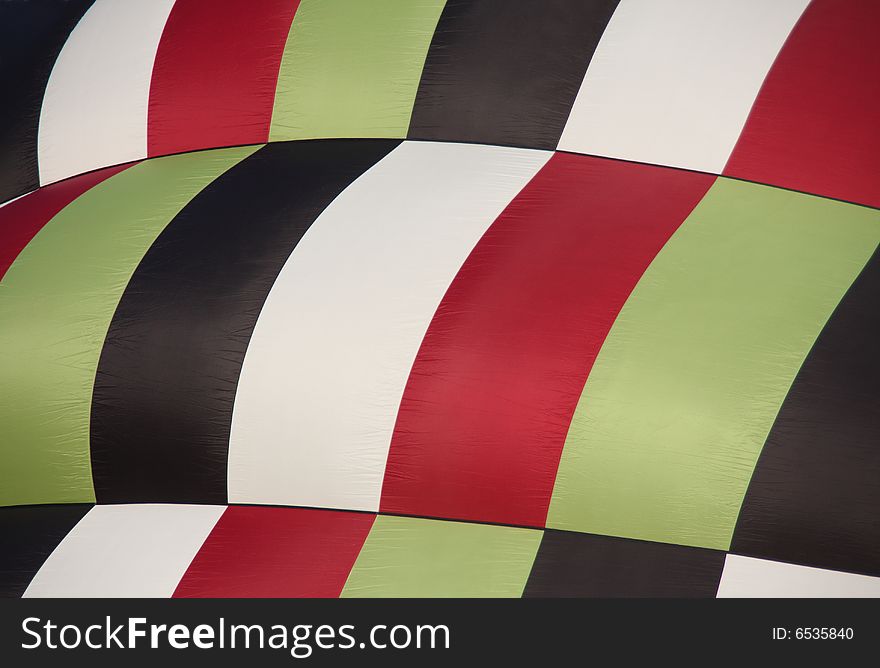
[724,0,880,208]
[732,249,880,577]
[381,155,713,527]
[0,147,256,507]
[547,179,880,550]
[174,507,374,598]
[558,0,809,173]
[23,504,223,598]
[228,141,550,511]
[524,530,725,598]
[148,0,301,157]
[37,0,176,185]
[341,516,541,598]
[0,0,93,203]
[269,0,446,142]
[407,0,620,150]
[90,140,398,505]
[717,555,880,599]
[0,504,91,598]
[0,164,128,281]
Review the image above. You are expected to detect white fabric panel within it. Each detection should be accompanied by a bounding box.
[23,504,223,598]
[557,0,809,173]
[37,0,176,185]
[228,141,551,511]
[717,555,880,598]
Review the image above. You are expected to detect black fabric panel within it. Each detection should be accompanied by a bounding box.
[0,0,94,203]
[0,504,91,598]
[90,140,399,504]
[523,530,725,598]
[407,0,619,150]
[731,249,880,577]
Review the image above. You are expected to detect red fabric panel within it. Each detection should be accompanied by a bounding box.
[0,163,129,280]
[380,153,714,527]
[723,0,880,208]
[173,506,374,598]
[147,0,301,157]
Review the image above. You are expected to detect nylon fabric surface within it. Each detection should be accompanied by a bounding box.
[731,247,880,577]
[269,0,446,141]
[90,140,398,505]
[724,0,880,208]
[408,0,620,150]
[0,0,94,203]
[547,179,880,550]
[227,141,549,512]
[341,515,542,598]
[0,146,257,507]
[381,154,713,527]
[148,0,302,157]
[0,0,878,600]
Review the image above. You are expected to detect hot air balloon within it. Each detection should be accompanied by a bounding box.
[1,0,878,599]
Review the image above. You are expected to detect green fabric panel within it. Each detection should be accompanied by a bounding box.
[341,515,542,598]
[547,179,880,550]
[0,145,259,506]
[269,0,446,141]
